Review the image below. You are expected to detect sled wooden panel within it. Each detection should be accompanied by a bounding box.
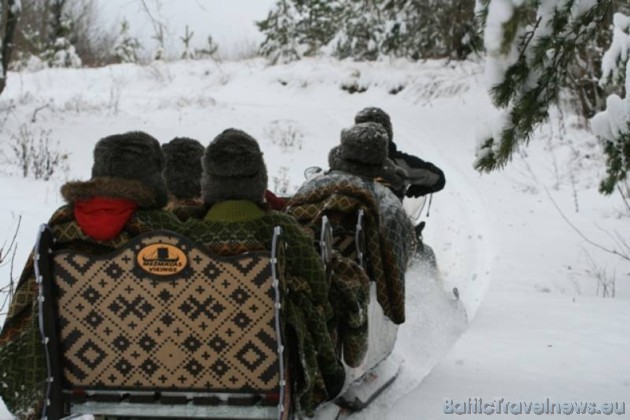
[50,231,281,394]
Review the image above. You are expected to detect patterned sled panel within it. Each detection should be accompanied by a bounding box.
[51,231,280,393]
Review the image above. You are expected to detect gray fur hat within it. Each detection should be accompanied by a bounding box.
[339,122,389,165]
[354,107,393,142]
[201,128,268,206]
[329,123,408,193]
[92,131,168,207]
[162,137,204,200]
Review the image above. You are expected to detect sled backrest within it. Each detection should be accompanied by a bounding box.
[311,208,366,270]
[35,226,287,420]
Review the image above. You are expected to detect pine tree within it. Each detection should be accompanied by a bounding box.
[196,35,219,60]
[333,0,385,61]
[43,0,81,68]
[592,10,630,195]
[294,0,343,56]
[113,19,140,64]
[474,0,612,173]
[180,25,195,60]
[257,0,302,64]
[381,0,479,60]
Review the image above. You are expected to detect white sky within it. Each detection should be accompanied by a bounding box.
[99,0,277,59]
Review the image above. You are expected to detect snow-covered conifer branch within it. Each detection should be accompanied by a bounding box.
[475,0,612,173]
[592,11,630,194]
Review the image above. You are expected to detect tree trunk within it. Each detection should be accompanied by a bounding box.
[1,0,21,95]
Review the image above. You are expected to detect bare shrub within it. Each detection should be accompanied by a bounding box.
[272,166,291,196]
[3,124,69,180]
[264,120,304,153]
[0,217,20,315]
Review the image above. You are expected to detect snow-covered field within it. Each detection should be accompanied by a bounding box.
[0,57,629,419]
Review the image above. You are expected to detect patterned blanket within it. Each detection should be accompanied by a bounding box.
[288,172,415,325]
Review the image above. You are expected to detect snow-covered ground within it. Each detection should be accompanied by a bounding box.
[0,57,628,419]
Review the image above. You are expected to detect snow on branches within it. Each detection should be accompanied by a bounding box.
[474,0,611,173]
[592,12,630,194]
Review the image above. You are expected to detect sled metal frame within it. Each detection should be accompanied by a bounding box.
[35,225,288,420]
[319,208,399,412]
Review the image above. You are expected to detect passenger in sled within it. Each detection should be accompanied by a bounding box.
[354,106,445,199]
[0,131,184,419]
[287,123,416,406]
[162,136,287,219]
[181,129,345,416]
[354,106,445,262]
[289,122,415,323]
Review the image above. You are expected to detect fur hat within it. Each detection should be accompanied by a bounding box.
[339,122,389,166]
[329,123,408,194]
[201,128,268,206]
[162,137,204,200]
[91,131,168,207]
[354,107,393,143]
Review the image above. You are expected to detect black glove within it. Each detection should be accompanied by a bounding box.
[405,184,435,198]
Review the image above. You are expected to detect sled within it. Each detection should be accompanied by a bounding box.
[311,213,401,417]
[33,217,403,420]
[35,226,291,420]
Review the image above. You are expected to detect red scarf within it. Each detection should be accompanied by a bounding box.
[265,190,287,211]
[74,198,138,241]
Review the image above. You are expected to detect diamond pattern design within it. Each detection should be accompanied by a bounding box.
[53,232,281,392]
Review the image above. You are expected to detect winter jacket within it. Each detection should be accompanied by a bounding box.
[288,171,415,324]
[389,141,446,197]
[181,200,345,416]
[0,178,183,419]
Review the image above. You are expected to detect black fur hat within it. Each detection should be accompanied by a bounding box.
[354,107,393,143]
[162,137,204,200]
[91,131,168,207]
[201,128,268,206]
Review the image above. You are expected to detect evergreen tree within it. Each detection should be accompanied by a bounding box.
[113,19,140,64]
[1,0,21,95]
[294,0,343,56]
[474,0,612,173]
[42,0,81,68]
[195,35,219,60]
[592,10,630,195]
[257,0,302,64]
[382,0,480,60]
[333,0,385,61]
[180,25,195,60]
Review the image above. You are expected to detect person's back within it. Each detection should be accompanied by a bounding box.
[181,129,344,416]
[0,131,183,419]
[355,106,446,198]
[288,123,415,325]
